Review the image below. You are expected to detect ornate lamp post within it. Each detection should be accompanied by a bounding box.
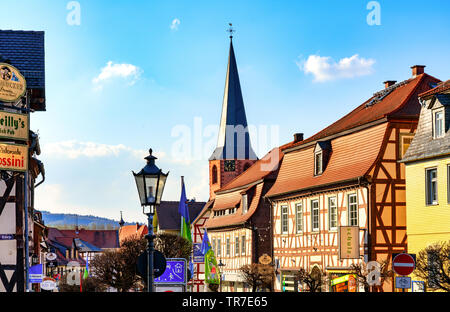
[132,148,169,292]
[218,259,226,292]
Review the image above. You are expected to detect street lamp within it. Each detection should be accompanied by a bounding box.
[218,259,226,292]
[133,148,169,292]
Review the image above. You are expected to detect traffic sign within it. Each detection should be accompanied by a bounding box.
[395,276,411,289]
[137,250,167,279]
[392,253,415,276]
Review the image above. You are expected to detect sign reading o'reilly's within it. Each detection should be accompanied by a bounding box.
[0,63,27,102]
[0,111,29,141]
[0,143,28,172]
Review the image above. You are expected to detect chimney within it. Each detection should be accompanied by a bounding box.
[293,133,304,143]
[411,65,425,77]
[383,80,397,89]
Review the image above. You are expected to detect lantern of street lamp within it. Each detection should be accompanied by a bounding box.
[132,148,169,215]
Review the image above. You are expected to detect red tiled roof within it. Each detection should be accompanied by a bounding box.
[419,79,450,98]
[282,73,440,151]
[48,227,119,249]
[266,122,388,198]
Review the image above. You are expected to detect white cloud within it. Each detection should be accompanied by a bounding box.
[42,140,161,160]
[170,18,180,31]
[92,61,142,90]
[298,54,375,82]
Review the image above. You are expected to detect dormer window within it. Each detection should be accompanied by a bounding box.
[314,152,323,175]
[314,140,331,176]
[433,109,444,138]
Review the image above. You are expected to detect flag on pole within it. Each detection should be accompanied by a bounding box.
[178,176,192,242]
[83,254,89,279]
[201,230,220,285]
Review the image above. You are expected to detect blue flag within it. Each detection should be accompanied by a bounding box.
[200,230,211,256]
[178,177,192,242]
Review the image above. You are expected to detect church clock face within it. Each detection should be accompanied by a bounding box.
[224,160,236,172]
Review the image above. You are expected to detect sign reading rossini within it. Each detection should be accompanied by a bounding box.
[0,143,28,172]
[0,111,29,141]
[0,63,27,102]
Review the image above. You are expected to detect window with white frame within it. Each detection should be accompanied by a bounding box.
[281,205,289,234]
[212,238,216,254]
[433,109,445,139]
[348,194,358,226]
[328,196,337,230]
[311,200,319,232]
[217,238,221,257]
[241,235,246,255]
[226,237,230,256]
[426,168,438,205]
[235,236,240,256]
[295,203,303,233]
[242,194,248,214]
[314,152,323,176]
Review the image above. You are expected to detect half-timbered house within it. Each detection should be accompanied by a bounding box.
[265,66,441,292]
[0,30,46,292]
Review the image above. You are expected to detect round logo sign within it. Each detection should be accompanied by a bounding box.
[259,254,272,265]
[0,63,26,102]
[46,252,57,261]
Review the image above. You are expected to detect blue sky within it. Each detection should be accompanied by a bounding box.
[1,0,449,223]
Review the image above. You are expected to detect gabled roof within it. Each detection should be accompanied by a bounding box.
[156,200,206,231]
[282,73,441,152]
[210,39,257,160]
[47,227,119,249]
[204,182,264,229]
[267,72,441,198]
[419,79,450,98]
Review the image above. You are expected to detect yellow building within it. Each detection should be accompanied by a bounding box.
[402,79,450,291]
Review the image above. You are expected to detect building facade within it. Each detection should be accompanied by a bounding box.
[401,80,450,290]
[266,66,441,292]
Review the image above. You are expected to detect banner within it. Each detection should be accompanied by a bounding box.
[0,63,27,102]
[0,143,28,172]
[339,226,360,259]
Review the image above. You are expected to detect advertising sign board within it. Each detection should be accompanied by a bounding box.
[339,226,360,259]
[0,143,28,172]
[0,63,27,102]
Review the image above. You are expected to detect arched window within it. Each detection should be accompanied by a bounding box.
[212,165,218,184]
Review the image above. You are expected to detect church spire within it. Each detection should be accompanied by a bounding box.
[209,27,257,161]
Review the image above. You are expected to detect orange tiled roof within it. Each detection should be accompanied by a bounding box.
[119,224,148,242]
[204,182,264,229]
[282,73,440,151]
[266,122,388,198]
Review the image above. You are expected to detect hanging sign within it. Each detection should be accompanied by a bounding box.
[29,264,43,283]
[0,143,28,172]
[339,226,360,259]
[0,63,27,102]
[0,111,29,141]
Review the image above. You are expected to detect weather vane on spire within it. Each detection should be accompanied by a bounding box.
[227,23,235,39]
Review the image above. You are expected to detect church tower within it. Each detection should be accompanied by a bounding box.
[209,29,258,199]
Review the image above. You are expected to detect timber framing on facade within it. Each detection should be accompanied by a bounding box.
[265,66,441,292]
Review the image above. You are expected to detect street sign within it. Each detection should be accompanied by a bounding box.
[29,264,43,283]
[392,253,415,276]
[412,280,425,292]
[396,276,412,289]
[137,250,167,279]
[192,243,204,263]
[155,258,187,284]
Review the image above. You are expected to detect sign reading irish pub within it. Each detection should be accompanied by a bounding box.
[0,63,27,102]
[0,111,29,141]
[0,143,28,172]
